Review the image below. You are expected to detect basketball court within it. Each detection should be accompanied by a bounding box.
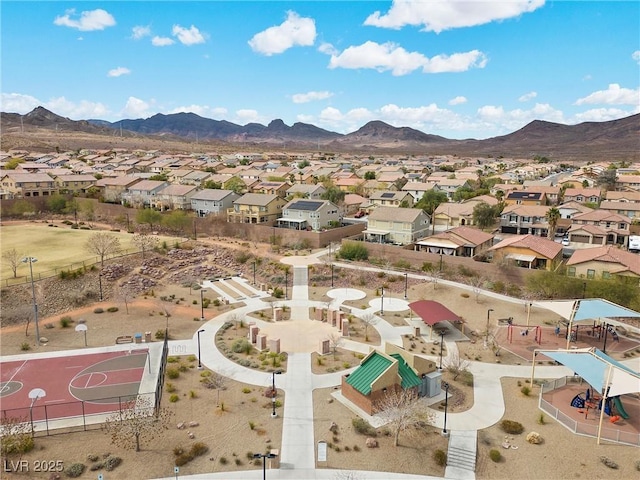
[0,349,152,423]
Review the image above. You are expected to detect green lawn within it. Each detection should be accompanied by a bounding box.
[1,224,181,282]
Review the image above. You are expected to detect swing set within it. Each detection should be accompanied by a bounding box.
[507,323,542,344]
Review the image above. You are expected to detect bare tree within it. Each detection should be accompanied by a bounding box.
[327,332,343,359]
[2,248,22,278]
[430,270,443,290]
[443,351,471,381]
[131,232,159,259]
[85,232,121,268]
[466,275,487,303]
[359,313,379,342]
[201,371,227,405]
[102,396,173,452]
[376,389,434,447]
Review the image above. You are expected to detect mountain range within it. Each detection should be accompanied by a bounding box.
[2,107,639,161]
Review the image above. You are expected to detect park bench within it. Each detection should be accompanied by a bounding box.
[115,335,134,344]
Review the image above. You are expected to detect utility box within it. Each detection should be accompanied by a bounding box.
[422,371,442,398]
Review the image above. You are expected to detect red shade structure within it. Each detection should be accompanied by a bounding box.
[408,300,462,340]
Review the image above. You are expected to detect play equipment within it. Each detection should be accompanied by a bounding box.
[613,396,629,419]
[507,324,542,344]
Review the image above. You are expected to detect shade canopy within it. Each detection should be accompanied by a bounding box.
[535,298,640,323]
[542,348,640,397]
[408,300,461,326]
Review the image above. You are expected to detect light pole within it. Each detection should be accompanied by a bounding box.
[526,302,532,327]
[271,370,282,417]
[439,330,446,370]
[98,271,103,301]
[331,263,334,288]
[196,329,205,369]
[22,257,40,346]
[253,261,257,285]
[442,382,450,436]
[380,285,385,315]
[200,288,206,321]
[485,308,494,347]
[253,452,277,480]
[284,269,288,300]
[582,282,587,299]
[404,272,408,299]
[439,253,444,272]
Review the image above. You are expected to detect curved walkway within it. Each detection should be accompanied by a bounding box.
[157,252,577,480]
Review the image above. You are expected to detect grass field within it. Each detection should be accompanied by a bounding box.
[0,223,181,282]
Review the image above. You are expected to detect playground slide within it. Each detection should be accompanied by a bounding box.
[613,396,630,419]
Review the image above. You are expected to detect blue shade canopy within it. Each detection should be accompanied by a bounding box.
[535,298,640,322]
[544,350,607,392]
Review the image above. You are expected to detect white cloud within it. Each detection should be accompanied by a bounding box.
[1,93,110,119]
[292,91,334,104]
[572,107,640,123]
[0,93,41,113]
[327,41,486,76]
[152,36,175,47]
[132,25,151,40]
[249,11,316,56]
[518,91,537,102]
[107,67,131,78]
[575,84,640,106]
[476,102,565,131]
[318,42,338,56]
[235,109,262,124]
[53,8,116,31]
[172,25,206,46]
[122,97,151,118]
[632,50,640,64]
[364,0,545,33]
[448,96,467,106]
[168,105,228,119]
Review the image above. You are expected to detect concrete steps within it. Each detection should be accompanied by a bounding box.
[445,430,477,479]
[446,445,476,471]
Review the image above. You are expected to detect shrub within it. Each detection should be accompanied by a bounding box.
[20,342,31,351]
[60,316,72,328]
[175,453,193,466]
[353,445,360,452]
[352,417,377,436]
[104,456,122,471]
[169,394,179,403]
[187,355,197,362]
[219,457,228,465]
[242,387,252,394]
[337,242,369,261]
[189,390,197,398]
[246,451,255,460]
[167,356,179,363]
[173,447,185,456]
[248,421,255,430]
[166,367,180,379]
[521,386,531,396]
[433,449,447,467]
[87,454,99,462]
[93,307,104,314]
[106,306,119,313]
[235,458,243,466]
[190,442,209,457]
[500,420,524,435]
[166,382,176,393]
[155,329,167,340]
[489,449,501,462]
[65,463,86,477]
[231,338,252,354]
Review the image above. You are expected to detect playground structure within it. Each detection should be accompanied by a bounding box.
[507,322,542,345]
[570,387,631,423]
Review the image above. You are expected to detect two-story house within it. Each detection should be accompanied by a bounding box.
[500,204,552,236]
[401,182,440,202]
[504,191,547,206]
[432,195,498,229]
[0,173,58,198]
[251,181,290,197]
[151,184,198,211]
[190,189,240,217]
[121,180,169,208]
[285,184,326,200]
[566,210,631,247]
[562,188,602,205]
[428,178,471,200]
[367,191,414,209]
[95,176,143,203]
[227,193,287,224]
[276,199,340,231]
[566,245,640,281]
[363,207,431,245]
[53,174,97,195]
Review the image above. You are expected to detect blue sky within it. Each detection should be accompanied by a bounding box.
[1,1,639,139]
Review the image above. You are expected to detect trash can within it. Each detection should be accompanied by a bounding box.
[145,331,152,343]
[134,333,142,344]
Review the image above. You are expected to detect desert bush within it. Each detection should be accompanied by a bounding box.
[107,306,119,313]
[219,456,228,465]
[500,419,524,434]
[433,449,447,467]
[169,394,179,403]
[65,463,86,477]
[352,417,377,436]
[87,454,99,462]
[489,449,501,462]
[167,356,179,363]
[521,386,531,396]
[173,446,185,456]
[155,329,167,340]
[175,453,193,466]
[20,342,31,351]
[231,338,252,354]
[337,242,369,261]
[190,442,208,457]
[104,456,122,471]
[93,307,104,314]
[166,367,180,379]
[60,316,72,328]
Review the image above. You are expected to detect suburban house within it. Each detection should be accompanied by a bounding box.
[121,180,169,207]
[615,175,640,191]
[251,181,290,197]
[401,181,440,202]
[0,173,58,198]
[227,193,287,224]
[504,190,547,206]
[190,189,240,217]
[285,184,326,200]
[566,210,631,247]
[599,200,640,219]
[566,246,640,281]
[428,178,471,199]
[487,234,563,270]
[500,204,552,236]
[605,191,640,203]
[367,191,414,209]
[524,186,561,205]
[151,184,198,211]
[95,176,142,203]
[341,344,435,415]
[276,199,340,231]
[432,196,498,229]
[53,174,97,195]
[343,193,366,215]
[414,226,494,257]
[363,207,431,245]
[563,188,602,205]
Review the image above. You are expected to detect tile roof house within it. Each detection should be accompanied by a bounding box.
[566,245,640,281]
[363,207,431,245]
[563,187,602,204]
[285,184,326,200]
[151,184,198,211]
[567,210,631,247]
[95,176,143,203]
[500,204,552,236]
[432,196,498,229]
[190,189,240,217]
[401,182,441,202]
[227,193,287,224]
[277,199,340,231]
[0,172,57,199]
[341,344,436,415]
[504,190,547,206]
[121,180,170,207]
[53,174,97,195]
[414,226,494,257]
[368,190,414,209]
[599,200,640,219]
[488,234,563,270]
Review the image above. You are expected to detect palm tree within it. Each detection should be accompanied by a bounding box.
[545,207,561,239]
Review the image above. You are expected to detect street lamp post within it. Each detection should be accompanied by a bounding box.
[380,286,385,315]
[442,382,450,436]
[404,272,408,299]
[253,452,277,480]
[271,370,282,417]
[485,308,494,347]
[196,329,205,369]
[439,253,444,272]
[200,288,206,321]
[22,257,40,346]
[331,263,334,288]
[98,271,103,301]
[284,269,288,300]
[253,261,257,285]
[439,330,446,370]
